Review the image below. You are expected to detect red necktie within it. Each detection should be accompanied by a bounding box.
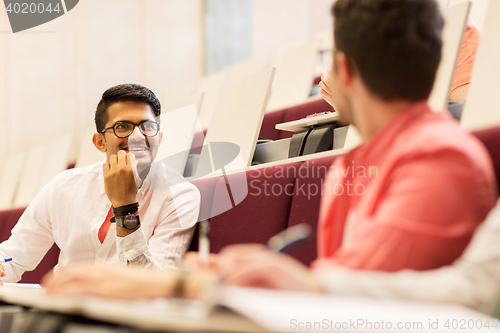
[98,208,113,243]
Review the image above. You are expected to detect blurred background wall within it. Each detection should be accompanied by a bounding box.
[0,0,487,162]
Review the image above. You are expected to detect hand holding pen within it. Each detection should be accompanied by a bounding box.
[213,223,312,265]
[0,258,13,284]
[182,224,315,301]
[200,224,318,303]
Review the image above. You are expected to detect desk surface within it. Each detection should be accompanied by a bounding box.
[0,285,497,333]
[275,112,340,132]
[0,286,267,333]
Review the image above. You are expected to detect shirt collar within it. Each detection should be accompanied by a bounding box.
[343,100,444,168]
[355,100,433,154]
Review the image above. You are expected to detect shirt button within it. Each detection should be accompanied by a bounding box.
[123,247,129,252]
[98,253,104,257]
[92,228,96,233]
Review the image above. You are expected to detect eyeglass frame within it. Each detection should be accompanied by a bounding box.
[100,120,160,138]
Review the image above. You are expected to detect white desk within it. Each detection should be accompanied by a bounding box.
[155,104,200,175]
[266,40,320,113]
[0,286,266,333]
[0,285,497,333]
[195,67,276,177]
[275,112,340,133]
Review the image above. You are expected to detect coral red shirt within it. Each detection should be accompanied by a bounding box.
[451,16,482,91]
[312,102,496,272]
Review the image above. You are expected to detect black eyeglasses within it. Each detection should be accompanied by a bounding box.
[101,120,160,138]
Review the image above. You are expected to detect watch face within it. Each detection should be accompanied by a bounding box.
[123,214,140,229]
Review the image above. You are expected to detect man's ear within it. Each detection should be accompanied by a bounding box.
[335,52,354,88]
[158,131,163,146]
[92,133,107,153]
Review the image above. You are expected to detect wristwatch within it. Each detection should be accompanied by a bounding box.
[112,213,141,230]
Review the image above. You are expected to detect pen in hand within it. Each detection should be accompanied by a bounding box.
[201,224,312,303]
[267,224,312,253]
[198,220,210,268]
[0,258,12,278]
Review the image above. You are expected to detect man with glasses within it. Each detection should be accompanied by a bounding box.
[0,84,201,283]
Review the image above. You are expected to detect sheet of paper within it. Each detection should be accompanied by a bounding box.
[220,286,498,332]
[2,283,41,288]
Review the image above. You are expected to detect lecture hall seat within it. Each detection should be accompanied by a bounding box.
[259,98,334,140]
[0,207,60,284]
[472,126,500,194]
[189,162,303,252]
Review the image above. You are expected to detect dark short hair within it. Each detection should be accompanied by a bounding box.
[332,0,444,101]
[94,84,161,133]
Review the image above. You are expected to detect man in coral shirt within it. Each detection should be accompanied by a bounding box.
[450,16,482,102]
[217,0,496,283]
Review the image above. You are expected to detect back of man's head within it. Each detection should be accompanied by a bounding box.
[332,0,444,101]
[94,83,161,133]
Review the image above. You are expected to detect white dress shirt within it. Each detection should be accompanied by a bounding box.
[0,161,200,282]
[316,198,500,314]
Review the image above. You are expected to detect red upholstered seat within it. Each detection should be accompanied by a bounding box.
[286,155,337,266]
[472,126,500,195]
[259,110,286,141]
[0,208,25,243]
[206,162,302,253]
[279,99,334,139]
[190,131,206,154]
[188,176,222,251]
[259,99,335,141]
[21,245,59,284]
[0,207,60,284]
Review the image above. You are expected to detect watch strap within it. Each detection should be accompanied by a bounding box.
[112,202,139,217]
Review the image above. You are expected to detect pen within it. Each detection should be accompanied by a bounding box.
[198,220,210,267]
[201,224,312,304]
[0,258,12,264]
[267,223,312,253]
